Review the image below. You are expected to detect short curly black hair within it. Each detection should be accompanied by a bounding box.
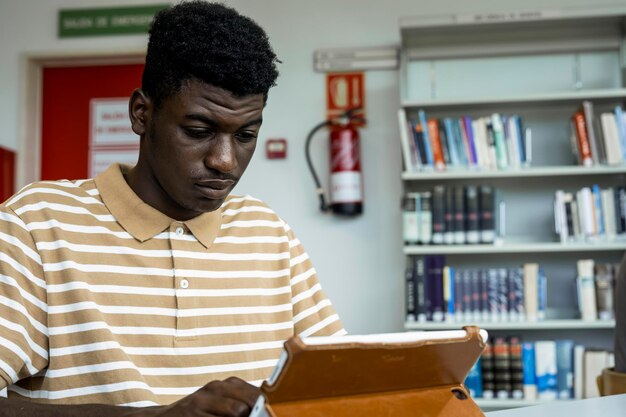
[142,1,279,108]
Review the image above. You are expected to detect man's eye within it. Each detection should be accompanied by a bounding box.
[236,132,258,143]
[184,128,213,138]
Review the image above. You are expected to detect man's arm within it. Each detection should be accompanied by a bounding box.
[0,377,260,417]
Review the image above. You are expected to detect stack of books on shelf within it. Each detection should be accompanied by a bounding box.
[399,110,531,172]
[405,256,617,324]
[402,185,500,246]
[554,185,626,243]
[465,337,615,401]
[570,102,626,166]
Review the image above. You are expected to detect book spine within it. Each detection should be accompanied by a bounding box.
[412,121,429,167]
[582,100,601,165]
[465,358,483,398]
[402,193,419,245]
[511,267,525,321]
[431,185,446,244]
[615,105,626,160]
[537,268,547,321]
[419,192,432,244]
[573,111,594,166]
[498,268,510,322]
[535,340,558,400]
[405,257,416,322]
[414,256,427,322]
[445,266,455,322]
[470,269,481,321]
[481,342,495,399]
[614,187,625,235]
[509,336,524,399]
[594,263,615,320]
[438,120,451,165]
[592,185,605,236]
[465,186,480,244]
[418,110,434,166]
[453,186,466,244]
[462,269,472,320]
[487,268,499,322]
[523,263,539,322]
[442,118,459,166]
[444,187,455,244]
[556,339,575,399]
[463,116,478,167]
[427,118,446,170]
[480,185,495,243]
[522,342,538,400]
[398,109,416,171]
[576,259,597,321]
[491,113,509,169]
[493,337,512,399]
[479,269,490,322]
[454,268,464,322]
[573,344,585,399]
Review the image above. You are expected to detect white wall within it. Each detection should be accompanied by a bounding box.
[0,0,623,334]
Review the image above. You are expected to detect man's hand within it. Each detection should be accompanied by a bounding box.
[147,377,261,417]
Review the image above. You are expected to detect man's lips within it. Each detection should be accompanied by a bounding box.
[194,179,235,199]
[196,179,235,190]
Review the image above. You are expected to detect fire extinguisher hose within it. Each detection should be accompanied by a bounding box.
[305,119,332,213]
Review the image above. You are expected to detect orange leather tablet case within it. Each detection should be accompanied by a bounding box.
[250,326,487,417]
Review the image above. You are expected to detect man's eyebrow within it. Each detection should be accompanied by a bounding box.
[184,114,263,128]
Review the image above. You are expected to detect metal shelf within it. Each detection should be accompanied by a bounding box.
[401,166,626,181]
[404,320,615,331]
[401,89,626,111]
[476,398,574,410]
[403,240,626,255]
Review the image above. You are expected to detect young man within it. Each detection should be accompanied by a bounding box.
[0,2,344,416]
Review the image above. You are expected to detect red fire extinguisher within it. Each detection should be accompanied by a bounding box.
[305,109,364,216]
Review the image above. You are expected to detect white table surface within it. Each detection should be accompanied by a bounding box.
[485,394,626,417]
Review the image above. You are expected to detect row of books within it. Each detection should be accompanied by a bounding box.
[554,185,626,243]
[400,110,531,172]
[570,102,626,166]
[405,256,617,324]
[405,257,547,323]
[402,185,500,246]
[465,337,615,400]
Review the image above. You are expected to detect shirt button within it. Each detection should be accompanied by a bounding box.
[180,279,189,289]
[175,227,184,236]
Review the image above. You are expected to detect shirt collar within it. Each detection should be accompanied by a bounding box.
[94,163,222,248]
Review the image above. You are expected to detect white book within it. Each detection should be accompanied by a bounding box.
[574,344,586,399]
[601,189,616,237]
[554,190,568,242]
[583,350,609,398]
[535,341,558,400]
[579,188,596,238]
[523,263,539,322]
[506,116,521,168]
[576,259,597,321]
[600,113,622,166]
[398,109,417,171]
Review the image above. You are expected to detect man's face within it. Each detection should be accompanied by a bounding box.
[135,79,264,220]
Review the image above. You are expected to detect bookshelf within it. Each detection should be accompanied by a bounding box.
[398,5,625,411]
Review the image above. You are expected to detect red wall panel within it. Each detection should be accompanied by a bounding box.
[41,64,144,181]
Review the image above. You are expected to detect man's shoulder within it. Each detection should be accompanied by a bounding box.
[2,178,99,212]
[221,194,284,222]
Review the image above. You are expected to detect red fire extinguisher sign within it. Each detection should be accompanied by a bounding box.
[326,72,365,126]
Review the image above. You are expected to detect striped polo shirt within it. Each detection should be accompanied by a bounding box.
[0,163,344,406]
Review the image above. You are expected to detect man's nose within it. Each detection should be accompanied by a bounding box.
[204,135,237,173]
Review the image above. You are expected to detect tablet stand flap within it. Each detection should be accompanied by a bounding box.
[262,326,486,407]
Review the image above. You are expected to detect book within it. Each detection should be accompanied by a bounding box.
[509,336,524,399]
[444,266,455,322]
[600,112,622,165]
[491,113,508,169]
[462,116,478,168]
[465,358,483,398]
[534,340,558,400]
[426,255,446,322]
[583,349,610,398]
[594,263,615,320]
[465,186,480,244]
[398,109,416,171]
[419,192,433,244]
[523,263,539,322]
[576,259,598,321]
[493,337,512,399]
[414,256,427,323]
[497,268,510,322]
[454,268,465,322]
[453,186,466,244]
[556,340,574,399]
[574,344,586,399]
[428,119,446,171]
[522,342,537,400]
[444,187,455,244]
[487,268,499,322]
[481,342,495,399]
[479,186,495,243]
[432,185,446,244]
[405,258,416,322]
[615,105,626,160]
[402,194,419,244]
[537,268,547,321]
[582,101,603,165]
[572,111,594,167]
[418,110,434,166]
[509,268,525,321]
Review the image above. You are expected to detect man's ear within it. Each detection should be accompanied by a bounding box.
[129,89,153,136]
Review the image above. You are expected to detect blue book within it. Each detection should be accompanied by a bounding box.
[465,358,483,398]
[447,266,455,319]
[592,184,605,235]
[615,106,626,160]
[463,116,478,167]
[452,119,469,167]
[522,342,537,400]
[511,114,526,163]
[556,340,575,399]
[537,269,547,321]
[418,110,434,166]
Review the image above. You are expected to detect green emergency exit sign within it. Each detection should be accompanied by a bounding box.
[58,4,169,38]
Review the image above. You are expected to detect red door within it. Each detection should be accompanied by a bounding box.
[41,64,144,181]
